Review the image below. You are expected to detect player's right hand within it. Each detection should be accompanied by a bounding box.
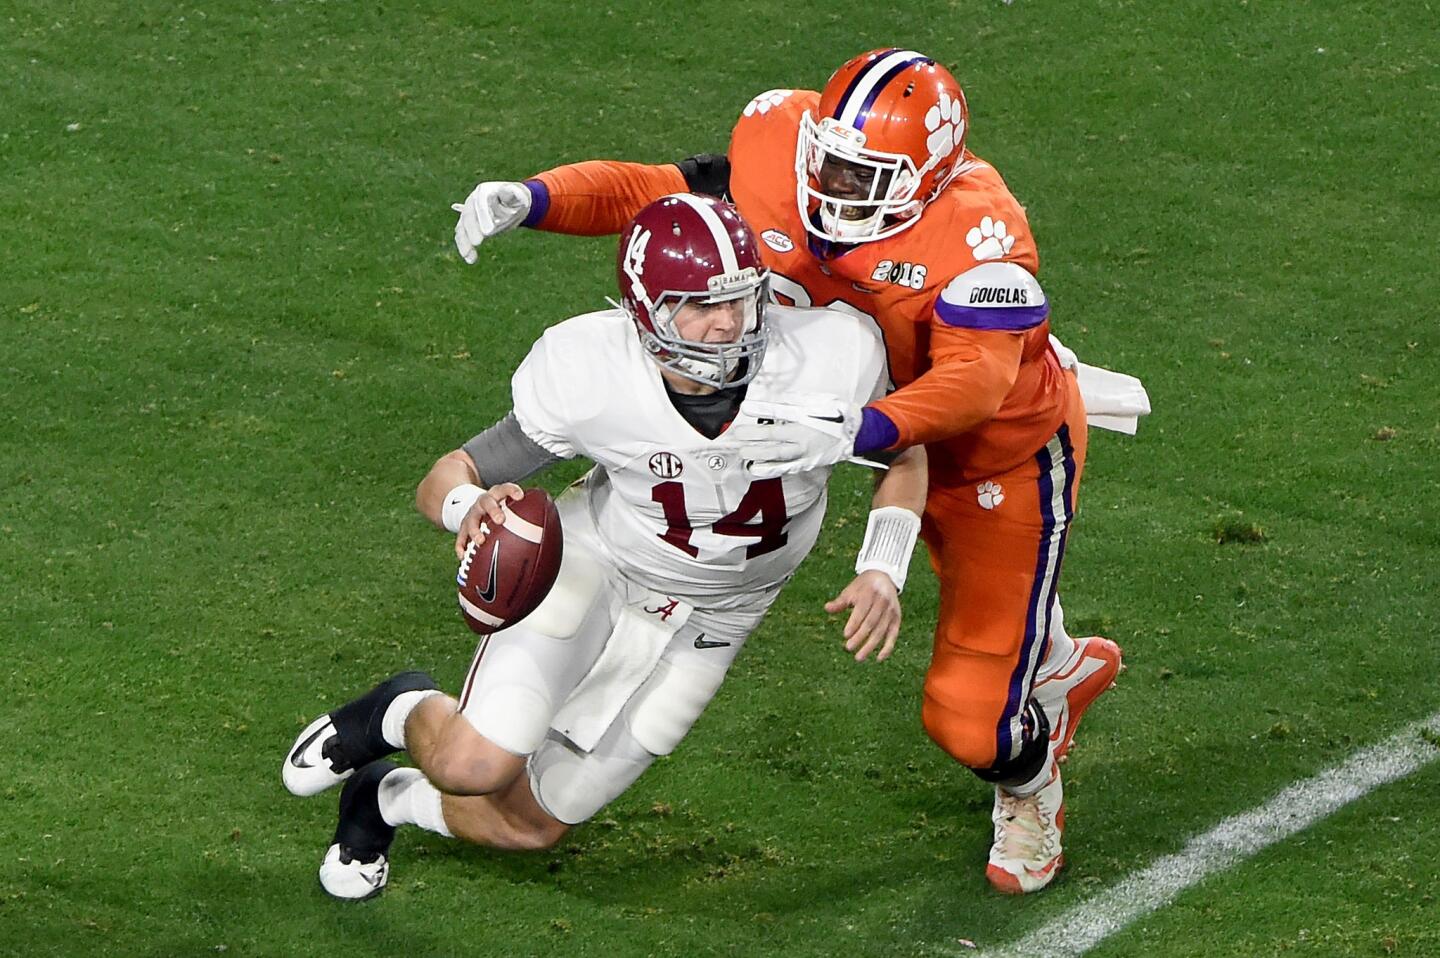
[825,570,901,663]
[729,395,863,478]
[454,483,524,559]
[452,181,532,264]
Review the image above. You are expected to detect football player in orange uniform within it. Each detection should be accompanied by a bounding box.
[451,49,1123,894]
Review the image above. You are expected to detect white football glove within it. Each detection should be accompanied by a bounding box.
[727,395,864,478]
[452,181,532,264]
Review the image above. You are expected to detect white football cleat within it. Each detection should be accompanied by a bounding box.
[283,671,438,797]
[319,842,389,901]
[986,765,1065,894]
[317,760,400,900]
[283,714,353,797]
[1032,636,1122,762]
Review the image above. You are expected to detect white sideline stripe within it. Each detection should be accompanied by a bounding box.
[972,711,1440,958]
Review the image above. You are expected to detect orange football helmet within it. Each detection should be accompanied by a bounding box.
[796,49,970,243]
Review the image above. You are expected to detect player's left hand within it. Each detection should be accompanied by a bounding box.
[452,181,531,264]
[825,570,901,662]
[454,482,524,560]
[728,395,863,478]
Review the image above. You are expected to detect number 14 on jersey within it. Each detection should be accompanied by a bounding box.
[651,478,790,559]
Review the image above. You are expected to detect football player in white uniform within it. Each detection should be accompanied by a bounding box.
[282,194,927,899]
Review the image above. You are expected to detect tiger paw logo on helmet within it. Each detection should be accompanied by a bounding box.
[744,89,794,117]
[976,480,1005,510]
[967,215,1016,261]
[924,91,966,168]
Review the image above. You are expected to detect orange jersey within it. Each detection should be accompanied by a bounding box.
[526,91,1071,487]
[728,90,1067,487]
[530,161,687,235]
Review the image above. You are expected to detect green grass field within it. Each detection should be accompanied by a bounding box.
[3,2,1438,955]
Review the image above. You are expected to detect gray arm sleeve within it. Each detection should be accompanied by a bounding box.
[462,412,566,486]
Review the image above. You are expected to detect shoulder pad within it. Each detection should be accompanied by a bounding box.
[934,262,1048,332]
[731,90,819,166]
[732,89,818,136]
[523,311,624,392]
[740,89,799,118]
[770,303,881,346]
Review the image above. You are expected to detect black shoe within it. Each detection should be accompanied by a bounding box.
[318,760,399,900]
[283,671,436,797]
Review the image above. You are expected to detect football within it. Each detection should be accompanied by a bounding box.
[455,489,564,635]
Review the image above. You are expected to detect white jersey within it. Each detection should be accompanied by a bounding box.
[510,305,887,608]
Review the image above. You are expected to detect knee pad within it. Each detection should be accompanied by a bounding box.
[528,730,654,825]
[970,700,1051,788]
[624,653,728,757]
[527,743,604,825]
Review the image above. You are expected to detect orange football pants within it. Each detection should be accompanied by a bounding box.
[918,379,1088,771]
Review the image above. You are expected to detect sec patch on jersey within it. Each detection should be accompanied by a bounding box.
[456,490,563,635]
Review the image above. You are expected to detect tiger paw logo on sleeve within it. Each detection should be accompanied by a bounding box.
[966,215,1016,261]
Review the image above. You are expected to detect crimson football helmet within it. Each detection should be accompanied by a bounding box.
[615,194,770,389]
[796,48,971,243]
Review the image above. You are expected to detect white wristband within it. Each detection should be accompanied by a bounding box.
[854,506,922,593]
[441,483,484,534]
